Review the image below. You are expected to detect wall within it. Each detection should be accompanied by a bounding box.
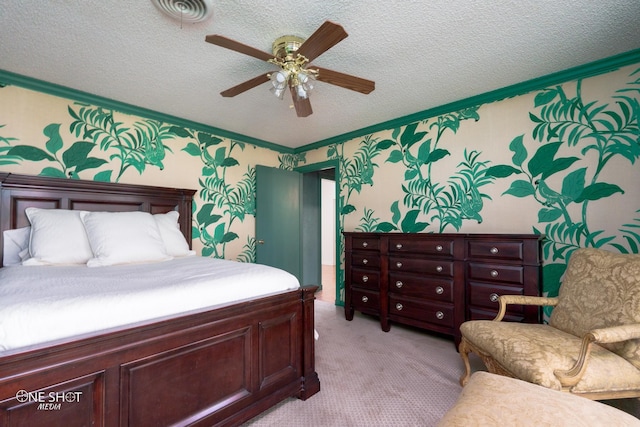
[0,84,292,261]
[2,60,639,311]
[302,63,640,312]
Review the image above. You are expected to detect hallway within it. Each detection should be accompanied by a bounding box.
[315,264,335,304]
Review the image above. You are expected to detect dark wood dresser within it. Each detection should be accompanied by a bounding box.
[344,232,543,345]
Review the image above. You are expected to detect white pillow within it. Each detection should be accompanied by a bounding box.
[3,226,31,266]
[81,211,172,267]
[23,208,93,265]
[154,211,195,257]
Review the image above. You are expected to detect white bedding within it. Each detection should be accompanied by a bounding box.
[0,256,300,353]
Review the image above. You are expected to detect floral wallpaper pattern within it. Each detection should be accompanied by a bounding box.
[1,62,639,310]
[312,65,640,306]
[0,99,273,261]
[1,105,178,182]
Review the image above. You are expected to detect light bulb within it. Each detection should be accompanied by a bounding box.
[298,72,314,92]
[296,84,307,99]
[270,86,286,100]
[270,70,289,89]
[275,71,287,83]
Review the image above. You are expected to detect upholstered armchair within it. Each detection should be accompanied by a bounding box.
[439,372,640,426]
[458,247,640,400]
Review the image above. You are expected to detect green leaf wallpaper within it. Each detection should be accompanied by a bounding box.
[0,93,283,262]
[1,62,639,311]
[485,68,639,316]
[304,63,640,307]
[179,129,255,260]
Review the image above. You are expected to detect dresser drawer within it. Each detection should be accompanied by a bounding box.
[467,281,524,313]
[351,252,381,268]
[351,236,380,251]
[389,296,454,328]
[467,263,524,284]
[389,257,454,277]
[350,268,380,290]
[351,288,380,313]
[343,232,541,340]
[467,240,525,262]
[389,272,453,302]
[388,237,455,256]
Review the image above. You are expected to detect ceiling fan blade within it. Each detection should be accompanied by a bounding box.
[205,35,274,62]
[220,73,270,97]
[296,21,348,62]
[290,88,313,117]
[310,66,375,94]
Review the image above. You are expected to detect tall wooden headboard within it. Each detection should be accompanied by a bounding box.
[0,173,196,266]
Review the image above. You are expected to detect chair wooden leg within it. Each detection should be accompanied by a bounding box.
[458,337,473,386]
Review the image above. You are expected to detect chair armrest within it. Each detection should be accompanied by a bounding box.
[589,323,640,344]
[554,323,640,388]
[494,295,559,321]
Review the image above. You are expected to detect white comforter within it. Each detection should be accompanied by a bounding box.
[0,257,300,352]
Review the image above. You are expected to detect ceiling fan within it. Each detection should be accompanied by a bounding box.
[205,21,375,117]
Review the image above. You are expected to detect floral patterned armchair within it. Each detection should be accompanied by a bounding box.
[439,372,640,426]
[458,247,640,400]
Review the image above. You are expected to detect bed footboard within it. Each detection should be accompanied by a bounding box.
[0,286,319,427]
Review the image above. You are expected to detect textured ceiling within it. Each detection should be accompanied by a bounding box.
[1,1,639,149]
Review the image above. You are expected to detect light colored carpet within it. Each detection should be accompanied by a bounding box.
[245,300,469,426]
[245,299,640,426]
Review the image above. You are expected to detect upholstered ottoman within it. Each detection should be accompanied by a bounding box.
[438,372,640,426]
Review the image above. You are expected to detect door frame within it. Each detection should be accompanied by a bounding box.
[295,159,343,306]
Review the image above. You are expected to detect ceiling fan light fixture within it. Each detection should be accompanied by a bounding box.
[270,86,286,100]
[204,20,375,117]
[267,54,318,101]
[294,72,315,99]
[298,72,314,88]
[270,70,289,88]
[269,70,289,100]
[296,85,308,99]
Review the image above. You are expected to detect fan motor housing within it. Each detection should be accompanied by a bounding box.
[272,36,305,58]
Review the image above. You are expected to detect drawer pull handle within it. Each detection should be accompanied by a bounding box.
[436,311,444,320]
[396,262,403,268]
[396,303,403,311]
[489,293,500,303]
[362,295,369,303]
[362,275,369,282]
[490,247,499,254]
[490,270,499,277]
[436,245,443,252]
[396,243,403,249]
[435,286,444,295]
[362,241,368,248]
[436,265,443,273]
[362,258,368,265]
[396,281,404,288]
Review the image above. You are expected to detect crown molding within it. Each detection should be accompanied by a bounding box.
[2,48,638,156]
[296,48,640,153]
[0,69,294,154]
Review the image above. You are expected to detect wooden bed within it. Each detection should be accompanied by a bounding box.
[0,173,319,426]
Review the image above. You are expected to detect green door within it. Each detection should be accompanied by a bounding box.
[255,165,302,281]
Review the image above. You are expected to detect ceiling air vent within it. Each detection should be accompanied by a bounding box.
[151,0,213,23]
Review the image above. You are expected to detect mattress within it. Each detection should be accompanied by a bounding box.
[0,256,300,352]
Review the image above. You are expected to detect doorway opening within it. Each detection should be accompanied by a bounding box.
[316,171,336,303]
[295,162,339,305]
[255,163,340,304]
